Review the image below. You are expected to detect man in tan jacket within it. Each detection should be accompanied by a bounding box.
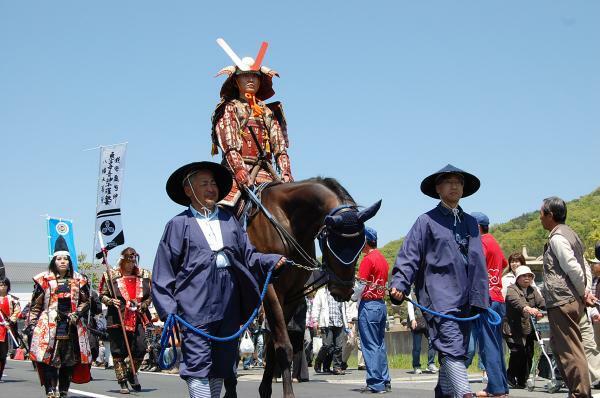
[540,196,597,398]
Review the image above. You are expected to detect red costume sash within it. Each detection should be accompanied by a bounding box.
[0,296,9,342]
[116,275,144,332]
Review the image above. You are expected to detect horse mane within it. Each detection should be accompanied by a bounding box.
[304,177,356,205]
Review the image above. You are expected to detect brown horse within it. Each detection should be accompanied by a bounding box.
[243,177,381,398]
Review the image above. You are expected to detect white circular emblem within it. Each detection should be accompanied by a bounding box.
[56,222,70,236]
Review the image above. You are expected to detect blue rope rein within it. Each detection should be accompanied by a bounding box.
[158,270,274,370]
[406,297,502,326]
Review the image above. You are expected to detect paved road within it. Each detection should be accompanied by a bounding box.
[2,359,568,397]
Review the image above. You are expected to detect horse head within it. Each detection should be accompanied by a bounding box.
[319,200,382,301]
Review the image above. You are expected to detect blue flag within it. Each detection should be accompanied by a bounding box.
[47,217,79,271]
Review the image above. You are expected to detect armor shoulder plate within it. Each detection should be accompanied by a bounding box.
[266,101,288,147]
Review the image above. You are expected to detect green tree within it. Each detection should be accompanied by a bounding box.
[77,252,103,287]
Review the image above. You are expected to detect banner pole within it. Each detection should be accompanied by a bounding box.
[92,145,103,265]
[46,216,52,262]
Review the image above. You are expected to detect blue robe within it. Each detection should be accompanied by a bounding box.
[390,203,489,358]
[152,207,281,378]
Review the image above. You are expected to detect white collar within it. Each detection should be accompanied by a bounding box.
[190,205,219,221]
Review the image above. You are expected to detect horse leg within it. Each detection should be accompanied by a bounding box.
[260,285,294,398]
[259,337,275,398]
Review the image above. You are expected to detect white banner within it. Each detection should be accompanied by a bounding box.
[94,143,127,259]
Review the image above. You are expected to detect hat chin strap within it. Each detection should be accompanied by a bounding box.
[187,179,214,217]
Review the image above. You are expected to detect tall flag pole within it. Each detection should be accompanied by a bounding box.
[93,143,127,260]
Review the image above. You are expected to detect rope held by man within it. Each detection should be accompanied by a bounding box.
[406,297,502,325]
[360,277,502,326]
[158,269,274,369]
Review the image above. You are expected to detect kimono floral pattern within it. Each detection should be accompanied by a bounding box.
[29,271,91,365]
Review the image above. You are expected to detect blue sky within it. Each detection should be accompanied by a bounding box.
[1,1,599,266]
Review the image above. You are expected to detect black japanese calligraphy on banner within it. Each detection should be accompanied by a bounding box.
[94,144,127,258]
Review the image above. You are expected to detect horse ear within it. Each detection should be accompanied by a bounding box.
[325,215,343,228]
[358,200,382,223]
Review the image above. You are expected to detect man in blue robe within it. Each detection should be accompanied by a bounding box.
[389,164,490,398]
[152,161,286,398]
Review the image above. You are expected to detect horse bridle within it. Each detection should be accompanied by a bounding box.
[244,188,364,296]
[316,205,366,288]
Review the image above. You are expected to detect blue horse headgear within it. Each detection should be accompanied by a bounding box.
[320,200,382,265]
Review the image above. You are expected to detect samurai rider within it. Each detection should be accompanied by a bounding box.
[211,39,293,216]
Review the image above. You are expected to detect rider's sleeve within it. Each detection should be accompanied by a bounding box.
[267,113,287,154]
[216,102,246,175]
[151,220,182,321]
[265,111,292,179]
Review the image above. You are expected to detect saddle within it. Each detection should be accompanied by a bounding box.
[236,181,281,228]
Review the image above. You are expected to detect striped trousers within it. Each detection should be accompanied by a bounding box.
[436,356,472,398]
[186,377,224,398]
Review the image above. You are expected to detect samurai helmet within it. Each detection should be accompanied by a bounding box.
[215,38,278,101]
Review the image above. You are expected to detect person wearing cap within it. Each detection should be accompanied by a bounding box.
[502,265,545,388]
[467,212,509,397]
[151,161,287,398]
[539,196,596,398]
[26,236,92,398]
[211,40,293,214]
[0,276,21,383]
[352,226,391,393]
[501,253,540,298]
[389,164,489,398]
[99,246,152,394]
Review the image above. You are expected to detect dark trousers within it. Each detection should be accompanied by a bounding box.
[108,324,146,360]
[412,331,436,368]
[39,363,73,394]
[506,336,534,387]
[316,326,345,370]
[548,299,592,398]
[0,340,7,381]
[290,330,309,381]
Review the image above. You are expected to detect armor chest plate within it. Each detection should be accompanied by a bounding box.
[240,118,267,158]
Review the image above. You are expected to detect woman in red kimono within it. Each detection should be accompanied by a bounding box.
[99,246,152,394]
[0,277,21,382]
[26,236,91,398]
